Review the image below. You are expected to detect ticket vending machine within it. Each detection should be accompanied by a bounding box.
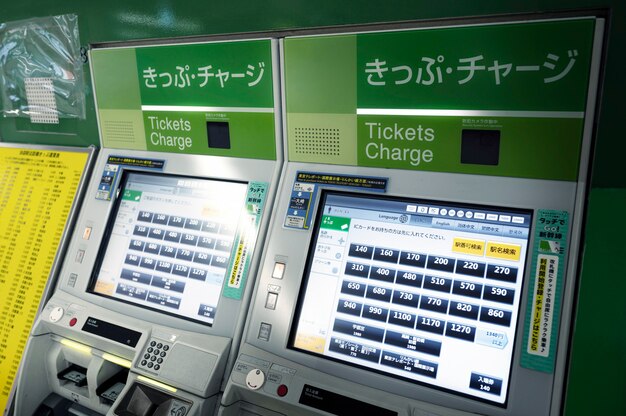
[221,17,603,416]
[13,38,282,416]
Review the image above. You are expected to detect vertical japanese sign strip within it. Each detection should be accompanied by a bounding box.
[0,145,92,412]
[521,210,569,372]
[223,182,268,299]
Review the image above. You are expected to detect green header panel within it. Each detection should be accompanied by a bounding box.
[91,40,277,159]
[284,19,596,180]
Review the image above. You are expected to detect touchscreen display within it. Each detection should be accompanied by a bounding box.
[91,172,247,325]
[290,191,532,404]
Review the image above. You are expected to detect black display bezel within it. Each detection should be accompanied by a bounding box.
[287,189,534,408]
[87,169,248,327]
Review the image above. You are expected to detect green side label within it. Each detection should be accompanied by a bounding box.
[222,182,268,300]
[521,210,569,372]
[320,215,351,231]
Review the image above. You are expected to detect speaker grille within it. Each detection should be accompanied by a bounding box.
[103,120,135,143]
[293,127,340,156]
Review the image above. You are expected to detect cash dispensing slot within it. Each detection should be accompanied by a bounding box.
[42,336,134,415]
[113,381,192,416]
[57,364,89,389]
[96,367,129,406]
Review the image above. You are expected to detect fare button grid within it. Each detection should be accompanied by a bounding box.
[333,242,520,365]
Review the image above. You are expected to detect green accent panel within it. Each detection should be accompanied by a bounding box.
[356,115,583,180]
[135,40,273,108]
[320,215,350,231]
[99,109,147,150]
[143,111,275,159]
[356,19,595,111]
[122,189,142,201]
[91,48,142,109]
[287,113,357,165]
[284,36,356,114]
[565,188,626,416]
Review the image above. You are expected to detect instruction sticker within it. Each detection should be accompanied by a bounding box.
[96,156,165,200]
[284,171,388,230]
[223,182,268,299]
[521,210,569,372]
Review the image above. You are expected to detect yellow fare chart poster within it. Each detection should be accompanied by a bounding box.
[0,147,89,412]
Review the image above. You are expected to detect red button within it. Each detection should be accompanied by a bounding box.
[277,384,288,397]
[69,318,78,327]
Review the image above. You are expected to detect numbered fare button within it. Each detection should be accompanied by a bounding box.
[470,373,503,396]
[366,285,392,302]
[452,280,483,299]
[164,231,182,243]
[153,213,169,225]
[168,216,185,228]
[395,270,423,288]
[392,289,419,308]
[160,245,176,258]
[144,242,160,255]
[479,307,512,327]
[333,318,384,342]
[445,321,476,342]
[176,248,194,262]
[345,262,370,278]
[341,280,366,297]
[193,252,212,265]
[216,239,233,252]
[380,351,438,378]
[211,255,229,268]
[427,255,455,273]
[137,211,153,222]
[483,285,515,305]
[198,236,216,249]
[419,296,448,314]
[384,330,442,357]
[337,299,362,316]
[185,218,202,230]
[362,304,389,322]
[129,239,145,252]
[202,221,219,233]
[423,275,452,293]
[399,251,426,268]
[139,257,156,270]
[148,228,165,240]
[155,260,173,274]
[189,267,208,281]
[329,337,380,363]
[388,310,417,328]
[133,225,149,237]
[486,264,518,283]
[455,260,486,278]
[172,264,190,278]
[373,247,400,264]
[348,243,374,260]
[449,301,479,320]
[370,266,396,283]
[415,315,445,335]
[181,233,199,246]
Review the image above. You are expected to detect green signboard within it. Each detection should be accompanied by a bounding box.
[91,40,277,159]
[284,19,596,180]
